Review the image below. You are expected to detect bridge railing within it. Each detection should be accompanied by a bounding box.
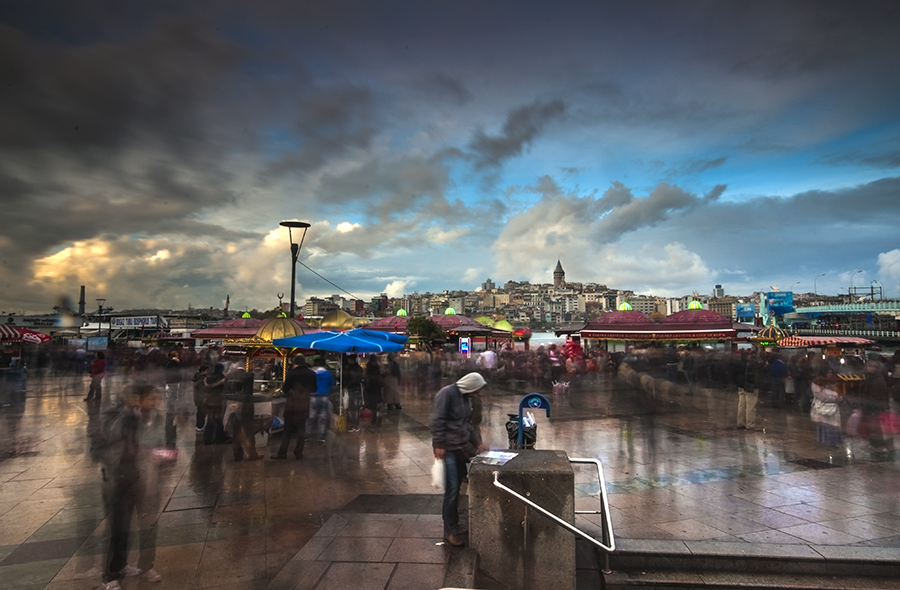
[793,327,900,342]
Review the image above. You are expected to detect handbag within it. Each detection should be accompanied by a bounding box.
[431,458,444,489]
[334,411,347,434]
[812,398,838,417]
[846,408,863,437]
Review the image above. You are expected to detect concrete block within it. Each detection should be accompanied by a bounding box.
[469,450,575,590]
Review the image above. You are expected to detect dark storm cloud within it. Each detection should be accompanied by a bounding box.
[819,150,900,170]
[0,17,240,157]
[593,183,725,242]
[314,154,454,220]
[0,13,251,263]
[724,1,900,80]
[412,73,472,106]
[262,85,377,180]
[680,158,727,176]
[468,99,567,170]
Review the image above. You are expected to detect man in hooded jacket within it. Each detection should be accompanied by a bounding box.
[430,372,488,546]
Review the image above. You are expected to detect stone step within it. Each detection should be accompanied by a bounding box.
[603,570,899,590]
[577,539,900,590]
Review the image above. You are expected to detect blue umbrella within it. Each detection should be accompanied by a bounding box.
[273,330,403,411]
[273,330,403,353]
[345,328,409,345]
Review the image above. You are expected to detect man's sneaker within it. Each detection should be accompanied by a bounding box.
[121,565,143,577]
[103,581,121,590]
[317,438,326,444]
[145,568,162,583]
[443,532,465,546]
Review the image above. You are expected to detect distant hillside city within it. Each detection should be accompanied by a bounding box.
[6,260,853,333]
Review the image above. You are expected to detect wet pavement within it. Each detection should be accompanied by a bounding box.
[0,370,898,589]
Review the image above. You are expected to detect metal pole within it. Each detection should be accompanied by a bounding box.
[814,273,825,296]
[290,242,299,318]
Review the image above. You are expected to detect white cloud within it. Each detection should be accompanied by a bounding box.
[877,249,900,298]
[384,280,411,298]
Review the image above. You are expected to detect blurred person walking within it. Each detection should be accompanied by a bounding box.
[384,353,403,411]
[192,365,208,432]
[272,356,316,459]
[163,351,182,447]
[84,351,106,402]
[343,355,364,432]
[363,356,384,426]
[203,364,227,445]
[307,357,334,443]
[810,369,842,446]
[99,384,169,588]
[733,350,758,429]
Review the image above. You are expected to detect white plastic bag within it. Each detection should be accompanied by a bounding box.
[431,458,445,490]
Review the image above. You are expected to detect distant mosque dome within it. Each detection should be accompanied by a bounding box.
[688,300,704,310]
[321,309,356,330]
[618,302,633,311]
[444,307,457,315]
[396,309,408,317]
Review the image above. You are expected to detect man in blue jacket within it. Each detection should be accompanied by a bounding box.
[430,372,487,546]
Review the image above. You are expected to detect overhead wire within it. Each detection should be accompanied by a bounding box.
[297,260,362,302]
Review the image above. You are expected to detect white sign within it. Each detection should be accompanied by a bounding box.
[111,316,160,328]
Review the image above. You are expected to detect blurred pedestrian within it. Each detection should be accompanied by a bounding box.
[163,351,182,447]
[307,357,334,443]
[384,353,402,410]
[99,384,168,588]
[84,351,106,402]
[272,356,316,459]
[810,369,842,446]
[734,351,758,429]
[192,365,208,432]
[363,356,384,426]
[203,364,227,445]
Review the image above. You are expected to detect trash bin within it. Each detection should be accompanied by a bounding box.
[506,413,537,449]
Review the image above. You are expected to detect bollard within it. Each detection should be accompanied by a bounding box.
[469,450,575,590]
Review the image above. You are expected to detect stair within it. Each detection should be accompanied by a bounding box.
[579,539,900,590]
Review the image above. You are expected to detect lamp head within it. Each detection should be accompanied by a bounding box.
[280,220,311,229]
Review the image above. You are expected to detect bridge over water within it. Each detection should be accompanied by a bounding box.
[792,300,900,343]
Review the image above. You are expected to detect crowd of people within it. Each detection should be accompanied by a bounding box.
[7,337,898,583]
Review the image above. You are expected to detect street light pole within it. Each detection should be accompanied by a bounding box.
[279,220,311,319]
[96,298,105,338]
[850,269,863,292]
[814,273,825,296]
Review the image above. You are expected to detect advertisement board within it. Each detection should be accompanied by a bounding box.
[765,292,794,316]
[86,336,109,351]
[111,316,160,328]
[736,303,756,319]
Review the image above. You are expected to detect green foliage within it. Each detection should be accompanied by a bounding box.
[406,316,444,344]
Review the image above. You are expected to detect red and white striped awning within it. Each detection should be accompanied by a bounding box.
[777,335,875,348]
[0,324,23,342]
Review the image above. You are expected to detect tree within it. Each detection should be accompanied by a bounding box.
[406,316,444,344]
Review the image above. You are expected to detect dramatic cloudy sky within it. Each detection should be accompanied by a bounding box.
[2,0,899,314]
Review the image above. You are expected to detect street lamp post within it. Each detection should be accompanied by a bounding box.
[279,220,311,319]
[872,280,882,300]
[814,273,825,296]
[850,269,863,292]
[96,298,105,336]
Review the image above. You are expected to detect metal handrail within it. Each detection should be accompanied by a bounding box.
[491,457,615,553]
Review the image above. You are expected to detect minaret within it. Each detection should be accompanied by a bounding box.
[553,259,565,288]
